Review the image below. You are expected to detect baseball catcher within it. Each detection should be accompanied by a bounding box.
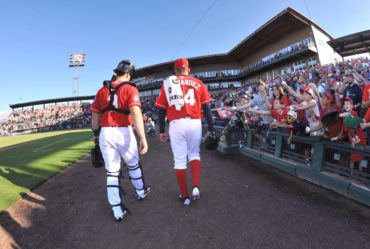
[90,59,150,221]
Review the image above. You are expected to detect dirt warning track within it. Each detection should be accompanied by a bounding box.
[1,136,370,249]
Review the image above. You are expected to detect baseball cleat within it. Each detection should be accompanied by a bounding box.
[192,187,200,200]
[179,195,191,206]
[137,186,151,200]
[112,206,127,221]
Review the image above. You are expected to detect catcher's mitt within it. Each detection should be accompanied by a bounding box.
[204,131,219,150]
[91,144,104,168]
[321,110,340,127]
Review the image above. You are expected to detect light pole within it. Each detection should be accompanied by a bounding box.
[69,53,85,96]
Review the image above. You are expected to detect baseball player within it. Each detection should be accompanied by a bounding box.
[91,60,150,221]
[155,58,215,206]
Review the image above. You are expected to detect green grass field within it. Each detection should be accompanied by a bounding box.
[0,129,93,211]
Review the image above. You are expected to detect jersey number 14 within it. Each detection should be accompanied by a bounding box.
[184,89,195,106]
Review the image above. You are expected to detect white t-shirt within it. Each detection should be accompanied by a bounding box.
[303,99,320,129]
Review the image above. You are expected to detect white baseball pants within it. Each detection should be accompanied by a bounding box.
[169,118,202,169]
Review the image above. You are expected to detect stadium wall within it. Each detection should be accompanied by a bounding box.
[191,62,241,75]
[211,126,370,207]
[240,26,313,67]
[311,25,343,65]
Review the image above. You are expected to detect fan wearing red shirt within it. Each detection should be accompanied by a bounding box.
[91,60,150,221]
[362,84,370,113]
[268,85,293,110]
[361,84,370,144]
[249,99,289,129]
[155,58,215,206]
[341,98,367,169]
[319,91,343,140]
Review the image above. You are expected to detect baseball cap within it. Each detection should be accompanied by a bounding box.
[324,91,334,103]
[174,58,189,69]
[243,91,251,99]
[287,110,297,120]
[300,87,314,96]
[344,97,353,105]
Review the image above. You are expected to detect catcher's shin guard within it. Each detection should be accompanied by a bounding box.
[106,170,131,218]
[127,162,150,199]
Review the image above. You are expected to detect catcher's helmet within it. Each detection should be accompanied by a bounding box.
[204,131,219,150]
[113,60,135,75]
[91,144,104,168]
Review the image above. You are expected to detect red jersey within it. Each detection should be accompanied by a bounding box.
[362,84,370,102]
[343,110,367,161]
[91,81,141,127]
[270,96,292,107]
[364,110,370,122]
[270,108,289,122]
[155,75,211,121]
[319,104,343,138]
[362,84,370,122]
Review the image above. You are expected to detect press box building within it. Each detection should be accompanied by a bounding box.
[133,7,342,96]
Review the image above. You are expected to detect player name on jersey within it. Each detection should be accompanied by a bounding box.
[177,78,201,91]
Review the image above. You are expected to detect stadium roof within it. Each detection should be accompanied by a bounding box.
[9,95,95,109]
[228,7,332,60]
[327,30,370,57]
[134,53,235,78]
[135,7,331,78]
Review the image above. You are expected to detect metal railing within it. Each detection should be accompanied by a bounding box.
[208,124,370,206]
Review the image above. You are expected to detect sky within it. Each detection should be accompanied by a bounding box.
[0,0,369,118]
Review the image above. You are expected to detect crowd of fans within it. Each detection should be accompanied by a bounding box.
[2,58,370,163]
[141,96,158,116]
[0,103,91,136]
[211,57,370,169]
